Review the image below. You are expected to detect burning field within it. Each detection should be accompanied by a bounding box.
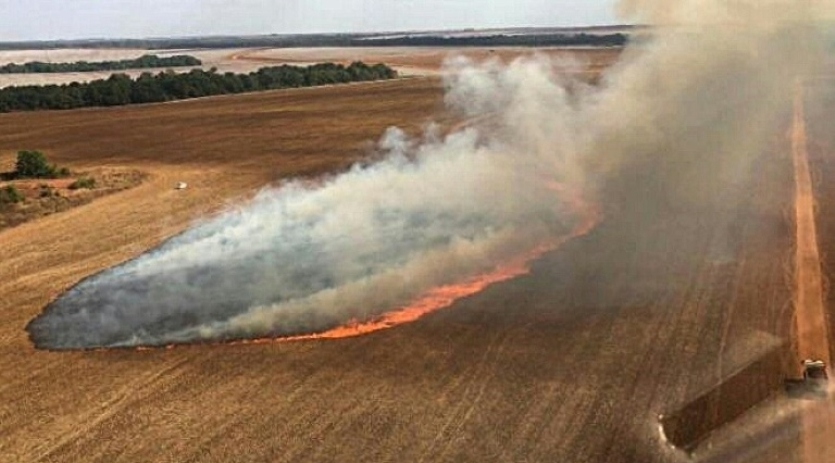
[3,0,835,462]
[27,55,603,349]
[26,1,827,353]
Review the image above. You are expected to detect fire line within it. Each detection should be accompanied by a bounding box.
[241,186,601,345]
[128,185,601,351]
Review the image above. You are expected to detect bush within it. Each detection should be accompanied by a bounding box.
[69,177,96,190]
[15,150,57,178]
[39,184,56,197]
[0,185,23,204]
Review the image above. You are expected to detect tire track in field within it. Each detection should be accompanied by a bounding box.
[416,329,511,463]
[18,354,193,463]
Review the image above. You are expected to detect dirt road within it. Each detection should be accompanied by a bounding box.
[793,80,835,463]
[792,82,830,367]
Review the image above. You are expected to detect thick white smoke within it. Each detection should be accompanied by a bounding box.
[28,57,588,349]
[27,0,830,349]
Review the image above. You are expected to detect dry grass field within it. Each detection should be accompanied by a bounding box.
[0,48,831,462]
[231,47,621,76]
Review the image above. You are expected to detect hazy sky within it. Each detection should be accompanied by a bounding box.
[0,0,618,41]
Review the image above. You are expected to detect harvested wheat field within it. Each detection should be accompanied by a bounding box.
[0,34,834,463]
[230,46,622,77]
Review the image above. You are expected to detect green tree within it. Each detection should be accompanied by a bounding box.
[14,150,57,178]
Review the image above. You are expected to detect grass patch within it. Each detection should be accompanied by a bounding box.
[68,177,96,190]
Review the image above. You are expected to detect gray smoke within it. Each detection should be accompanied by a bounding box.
[27,0,829,349]
[27,57,587,349]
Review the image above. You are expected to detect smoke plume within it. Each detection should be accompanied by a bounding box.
[27,0,829,349]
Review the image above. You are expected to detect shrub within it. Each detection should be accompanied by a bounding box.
[14,150,57,178]
[69,177,96,190]
[39,184,55,198]
[0,185,23,204]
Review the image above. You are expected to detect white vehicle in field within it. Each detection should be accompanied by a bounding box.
[175,182,188,190]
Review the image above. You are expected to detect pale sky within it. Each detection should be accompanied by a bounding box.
[0,0,618,41]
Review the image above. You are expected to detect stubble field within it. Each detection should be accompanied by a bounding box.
[0,48,831,463]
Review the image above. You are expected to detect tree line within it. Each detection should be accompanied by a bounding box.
[0,31,633,51]
[0,61,398,112]
[0,54,202,74]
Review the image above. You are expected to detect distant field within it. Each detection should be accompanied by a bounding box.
[0,48,262,88]
[0,46,622,87]
[0,48,150,64]
[233,46,621,77]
